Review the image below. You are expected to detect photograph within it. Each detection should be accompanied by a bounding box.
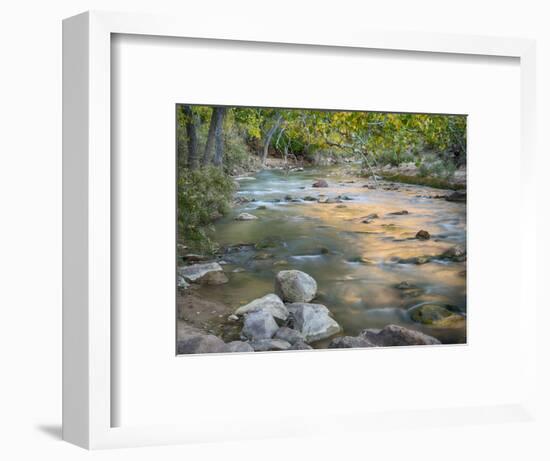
[176,105,467,354]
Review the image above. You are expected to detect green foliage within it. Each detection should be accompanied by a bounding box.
[418,159,456,179]
[177,105,467,172]
[177,166,235,253]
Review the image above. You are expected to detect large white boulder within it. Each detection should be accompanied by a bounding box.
[234,294,288,321]
[286,303,341,342]
[241,310,279,341]
[275,270,317,303]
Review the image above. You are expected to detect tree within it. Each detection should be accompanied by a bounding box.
[261,112,283,164]
[181,105,199,170]
[212,107,227,166]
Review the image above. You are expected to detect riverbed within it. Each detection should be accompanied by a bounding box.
[181,165,467,345]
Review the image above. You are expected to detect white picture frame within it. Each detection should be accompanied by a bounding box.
[62,10,537,450]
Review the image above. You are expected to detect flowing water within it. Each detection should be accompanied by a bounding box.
[190,165,467,345]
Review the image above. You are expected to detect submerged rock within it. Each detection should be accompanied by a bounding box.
[178,262,228,285]
[312,179,329,188]
[408,303,466,328]
[235,212,258,221]
[445,190,467,203]
[303,195,317,201]
[249,339,292,352]
[361,324,441,346]
[397,256,431,265]
[439,246,467,261]
[287,302,341,342]
[275,270,318,303]
[394,281,424,297]
[387,210,409,216]
[360,213,379,224]
[274,326,305,344]
[235,294,289,321]
[328,336,375,349]
[241,310,279,340]
[415,229,431,240]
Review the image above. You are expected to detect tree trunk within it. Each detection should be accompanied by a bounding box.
[182,105,199,170]
[262,113,283,164]
[212,107,227,167]
[202,108,217,165]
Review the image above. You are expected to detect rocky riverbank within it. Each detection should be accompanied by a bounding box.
[177,266,457,353]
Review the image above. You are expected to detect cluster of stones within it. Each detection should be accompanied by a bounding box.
[177,267,453,354]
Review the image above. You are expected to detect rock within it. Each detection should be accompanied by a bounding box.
[312,179,329,188]
[289,341,313,350]
[241,310,279,340]
[177,276,190,289]
[317,196,332,204]
[234,196,253,204]
[253,252,274,260]
[235,212,258,221]
[227,314,240,322]
[336,204,347,208]
[361,324,441,346]
[224,341,254,353]
[284,194,293,201]
[361,213,379,223]
[178,262,228,285]
[408,303,465,327]
[235,294,289,321]
[397,256,431,265]
[256,205,267,210]
[249,339,292,351]
[273,260,289,267]
[181,253,209,262]
[388,210,409,216]
[177,334,227,354]
[415,230,431,240]
[394,281,424,297]
[430,314,466,329]
[303,196,317,201]
[440,246,466,261]
[347,256,375,264]
[200,271,230,285]
[445,190,467,203]
[328,336,375,348]
[275,270,318,303]
[286,303,341,342]
[395,281,415,290]
[274,326,305,344]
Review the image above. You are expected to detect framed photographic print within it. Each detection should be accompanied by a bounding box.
[175,104,467,355]
[63,11,537,450]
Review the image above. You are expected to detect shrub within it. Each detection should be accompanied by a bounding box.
[177,166,235,253]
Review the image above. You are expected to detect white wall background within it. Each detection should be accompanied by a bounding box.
[0,0,548,459]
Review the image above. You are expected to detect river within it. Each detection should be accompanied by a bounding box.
[187,165,467,345]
